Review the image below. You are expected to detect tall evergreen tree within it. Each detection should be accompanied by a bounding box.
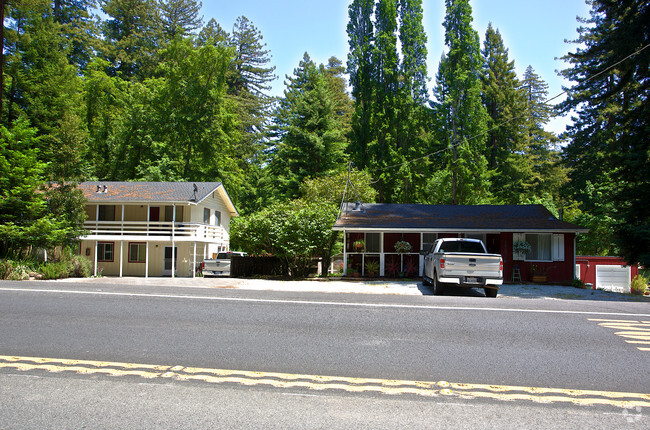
[520,65,565,201]
[269,53,348,200]
[431,0,489,205]
[197,17,229,47]
[347,0,431,203]
[399,0,428,105]
[481,23,529,203]
[346,0,375,170]
[5,0,88,180]
[560,0,650,265]
[100,0,158,80]
[156,0,203,41]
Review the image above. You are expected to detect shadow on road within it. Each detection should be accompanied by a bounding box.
[417,281,649,302]
[417,282,486,297]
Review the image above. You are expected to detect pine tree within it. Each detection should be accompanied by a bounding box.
[520,65,565,201]
[481,23,529,203]
[559,0,650,265]
[432,0,489,205]
[346,0,431,203]
[5,1,88,180]
[346,0,375,170]
[269,53,348,200]
[156,0,203,41]
[198,18,229,47]
[100,0,158,80]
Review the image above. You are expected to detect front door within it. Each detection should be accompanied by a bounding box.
[163,246,177,276]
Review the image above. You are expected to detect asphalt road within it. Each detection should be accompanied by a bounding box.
[1,279,649,428]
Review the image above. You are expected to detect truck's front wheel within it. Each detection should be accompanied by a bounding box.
[433,275,445,296]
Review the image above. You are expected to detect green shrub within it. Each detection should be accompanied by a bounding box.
[0,259,34,280]
[631,274,649,295]
[39,261,70,280]
[572,278,586,289]
[68,254,92,277]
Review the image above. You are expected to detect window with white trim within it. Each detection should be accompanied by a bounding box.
[422,233,437,252]
[365,233,380,253]
[525,233,552,261]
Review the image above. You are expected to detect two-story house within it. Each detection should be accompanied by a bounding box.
[79,182,238,278]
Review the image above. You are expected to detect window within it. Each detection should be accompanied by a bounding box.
[129,243,146,263]
[525,234,552,261]
[365,233,380,252]
[98,205,115,221]
[422,233,437,252]
[215,211,221,226]
[97,242,113,262]
[438,241,486,254]
[204,208,210,224]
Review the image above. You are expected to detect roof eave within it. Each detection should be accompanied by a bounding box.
[333,226,589,234]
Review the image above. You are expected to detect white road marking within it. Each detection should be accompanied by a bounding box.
[1,287,650,318]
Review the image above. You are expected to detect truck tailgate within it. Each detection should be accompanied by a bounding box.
[441,253,502,278]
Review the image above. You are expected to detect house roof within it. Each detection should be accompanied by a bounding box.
[79,182,238,215]
[333,203,587,233]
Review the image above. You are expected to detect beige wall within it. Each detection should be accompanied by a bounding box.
[81,240,203,277]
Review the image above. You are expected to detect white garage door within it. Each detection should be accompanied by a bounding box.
[595,265,631,293]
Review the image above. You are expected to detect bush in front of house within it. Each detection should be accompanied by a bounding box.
[0,248,92,280]
[631,274,649,295]
[0,259,36,280]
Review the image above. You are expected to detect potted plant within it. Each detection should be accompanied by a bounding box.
[394,240,412,254]
[386,258,400,277]
[348,264,360,277]
[531,264,547,283]
[365,260,379,277]
[353,239,366,252]
[513,240,531,260]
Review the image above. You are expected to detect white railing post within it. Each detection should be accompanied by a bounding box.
[171,203,176,278]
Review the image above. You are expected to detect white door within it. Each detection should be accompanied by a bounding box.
[595,265,631,293]
[163,246,177,277]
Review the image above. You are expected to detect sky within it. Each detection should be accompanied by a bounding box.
[201,0,592,134]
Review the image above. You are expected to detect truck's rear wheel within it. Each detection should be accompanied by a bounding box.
[484,288,498,298]
[433,275,445,296]
[422,275,431,286]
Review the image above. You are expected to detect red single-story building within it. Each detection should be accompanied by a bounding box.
[333,203,588,284]
[575,256,640,293]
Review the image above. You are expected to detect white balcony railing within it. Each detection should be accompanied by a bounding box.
[83,221,226,242]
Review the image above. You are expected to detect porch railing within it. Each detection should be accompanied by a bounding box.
[83,221,226,241]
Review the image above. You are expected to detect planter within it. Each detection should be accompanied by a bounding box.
[531,275,547,283]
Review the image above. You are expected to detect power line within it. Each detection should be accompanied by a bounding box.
[366,41,650,178]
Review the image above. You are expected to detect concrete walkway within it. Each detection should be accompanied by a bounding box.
[55,276,649,302]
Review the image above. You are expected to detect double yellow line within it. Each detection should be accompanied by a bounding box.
[1,355,649,409]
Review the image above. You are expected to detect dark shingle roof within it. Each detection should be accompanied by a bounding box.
[80,182,223,205]
[333,203,587,232]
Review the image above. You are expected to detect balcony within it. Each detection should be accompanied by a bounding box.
[82,221,226,243]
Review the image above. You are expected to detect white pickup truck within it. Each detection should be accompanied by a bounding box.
[200,251,246,277]
[422,238,503,297]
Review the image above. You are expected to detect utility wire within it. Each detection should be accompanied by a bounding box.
[366,42,650,178]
